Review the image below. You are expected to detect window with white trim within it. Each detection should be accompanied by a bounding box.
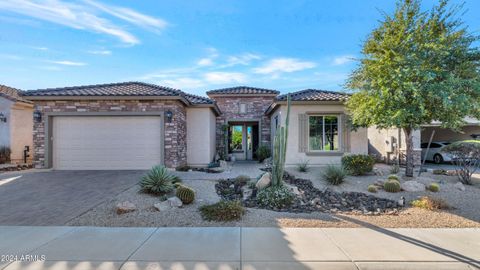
[308,115,339,151]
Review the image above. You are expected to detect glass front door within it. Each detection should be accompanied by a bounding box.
[228,122,258,160]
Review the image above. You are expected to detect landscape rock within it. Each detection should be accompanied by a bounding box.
[154,201,171,211]
[454,182,466,191]
[256,172,271,190]
[446,170,458,176]
[116,201,136,214]
[242,188,253,201]
[167,196,183,207]
[285,184,302,196]
[402,181,426,192]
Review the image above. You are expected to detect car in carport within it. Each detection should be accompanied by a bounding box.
[421,142,453,164]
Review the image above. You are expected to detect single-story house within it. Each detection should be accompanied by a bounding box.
[0,85,34,164]
[7,82,369,170]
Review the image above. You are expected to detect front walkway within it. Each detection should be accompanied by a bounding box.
[0,227,478,270]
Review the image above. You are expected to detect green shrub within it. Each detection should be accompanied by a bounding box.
[257,185,295,209]
[411,196,449,210]
[234,175,250,187]
[427,183,440,192]
[176,165,190,172]
[199,200,245,221]
[321,165,347,185]
[341,154,375,175]
[139,166,177,195]
[387,174,400,181]
[296,159,309,172]
[384,179,401,193]
[367,185,378,193]
[176,185,195,204]
[390,164,400,174]
[256,145,271,162]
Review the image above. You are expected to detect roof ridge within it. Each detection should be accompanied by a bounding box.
[206,85,280,95]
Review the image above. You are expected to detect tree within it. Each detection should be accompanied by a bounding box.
[346,0,480,176]
[443,140,480,185]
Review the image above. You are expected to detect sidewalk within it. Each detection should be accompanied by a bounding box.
[0,226,479,270]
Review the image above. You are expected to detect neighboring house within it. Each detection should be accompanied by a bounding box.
[16,82,368,170]
[0,85,34,164]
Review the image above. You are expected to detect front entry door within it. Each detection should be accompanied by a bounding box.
[229,122,258,161]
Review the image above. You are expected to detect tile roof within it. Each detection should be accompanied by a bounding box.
[276,89,349,102]
[0,84,32,104]
[206,86,279,95]
[183,93,214,105]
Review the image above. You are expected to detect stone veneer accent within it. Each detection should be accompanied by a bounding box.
[210,96,275,157]
[32,99,187,168]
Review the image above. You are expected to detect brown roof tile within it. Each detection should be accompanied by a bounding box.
[206,86,279,96]
[0,84,32,104]
[277,89,349,102]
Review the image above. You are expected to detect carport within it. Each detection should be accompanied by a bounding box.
[421,117,480,143]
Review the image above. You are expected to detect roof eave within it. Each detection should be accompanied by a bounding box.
[24,95,189,104]
[207,93,278,98]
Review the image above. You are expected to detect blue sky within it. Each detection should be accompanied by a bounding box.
[0,0,479,96]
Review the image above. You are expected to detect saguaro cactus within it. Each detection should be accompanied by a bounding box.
[271,95,291,186]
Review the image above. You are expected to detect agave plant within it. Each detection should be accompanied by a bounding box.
[139,165,178,194]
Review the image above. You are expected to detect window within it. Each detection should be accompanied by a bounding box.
[239,103,247,114]
[308,115,339,151]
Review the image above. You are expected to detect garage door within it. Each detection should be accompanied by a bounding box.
[53,116,162,170]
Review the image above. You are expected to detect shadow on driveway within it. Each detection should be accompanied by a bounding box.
[0,170,144,226]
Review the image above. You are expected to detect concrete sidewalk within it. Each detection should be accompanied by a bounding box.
[0,227,478,270]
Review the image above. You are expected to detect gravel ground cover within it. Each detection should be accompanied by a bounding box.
[67,163,480,228]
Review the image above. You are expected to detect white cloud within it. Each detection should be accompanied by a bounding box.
[253,58,316,74]
[197,58,214,67]
[48,60,87,66]
[88,50,112,55]
[32,46,48,51]
[161,77,205,89]
[224,53,261,67]
[204,72,246,84]
[0,0,167,45]
[332,55,355,66]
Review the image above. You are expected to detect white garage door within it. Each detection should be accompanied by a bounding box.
[53,116,162,170]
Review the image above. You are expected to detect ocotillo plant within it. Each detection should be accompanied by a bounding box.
[271,94,291,186]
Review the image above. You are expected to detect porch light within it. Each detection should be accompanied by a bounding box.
[0,112,6,123]
[33,110,42,122]
[165,110,173,123]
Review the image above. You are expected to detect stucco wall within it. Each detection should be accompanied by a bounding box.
[186,107,216,166]
[368,126,421,164]
[10,103,33,163]
[273,104,368,166]
[0,98,12,148]
[421,126,480,142]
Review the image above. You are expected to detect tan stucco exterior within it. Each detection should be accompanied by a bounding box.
[0,97,33,163]
[271,104,368,166]
[186,107,217,166]
[367,126,421,164]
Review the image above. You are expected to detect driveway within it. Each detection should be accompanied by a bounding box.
[0,170,143,225]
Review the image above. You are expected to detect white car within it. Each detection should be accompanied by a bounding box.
[421,142,453,164]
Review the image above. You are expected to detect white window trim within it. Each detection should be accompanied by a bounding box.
[307,114,342,152]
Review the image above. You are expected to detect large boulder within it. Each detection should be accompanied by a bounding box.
[167,196,183,207]
[454,182,466,191]
[402,181,425,192]
[154,201,171,212]
[256,172,271,190]
[116,201,136,214]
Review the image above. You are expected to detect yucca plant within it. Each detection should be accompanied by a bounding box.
[271,95,291,187]
[139,165,178,195]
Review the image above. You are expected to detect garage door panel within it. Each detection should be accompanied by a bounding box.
[53,116,162,170]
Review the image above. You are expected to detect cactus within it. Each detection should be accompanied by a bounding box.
[387,174,399,181]
[176,185,195,204]
[384,179,401,193]
[367,185,378,193]
[427,183,440,192]
[271,95,291,187]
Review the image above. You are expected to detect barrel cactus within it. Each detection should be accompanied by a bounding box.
[384,179,401,193]
[427,183,440,192]
[176,185,195,204]
[387,174,400,181]
[367,185,378,193]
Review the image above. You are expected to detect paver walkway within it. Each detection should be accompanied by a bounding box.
[0,227,478,270]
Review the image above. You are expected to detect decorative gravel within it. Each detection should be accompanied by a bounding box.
[67,164,480,228]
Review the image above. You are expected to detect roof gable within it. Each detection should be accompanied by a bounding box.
[0,84,32,104]
[206,86,279,96]
[276,89,349,102]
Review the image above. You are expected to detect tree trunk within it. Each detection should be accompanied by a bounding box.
[404,127,415,177]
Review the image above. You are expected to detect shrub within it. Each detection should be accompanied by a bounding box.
[296,159,310,172]
[390,164,400,174]
[443,140,480,185]
[432,169,446,175]
[384,179,401,193]
[321,165,347,185]
[411,196,449,210]
[234,175,250,187]
[256,145,271,163]
[208,162,219,168]
[176,165,190,172]
[0,146,11,164]
[139,166,177,195]
[176,185,195,204]
[256,185,295,209]
[341,154,375,175]
[387,174,400,181]
[427,183,440,192]
[199,200,245,221]
[367,185,378,193]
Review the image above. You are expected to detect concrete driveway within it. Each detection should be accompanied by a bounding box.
[0,170,144,226]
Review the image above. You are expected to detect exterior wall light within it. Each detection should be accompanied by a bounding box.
[33,110,42,122]
[0,112,6,123]
[165,110,173,123]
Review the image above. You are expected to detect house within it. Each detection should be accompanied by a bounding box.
[0,85,34,164]
[15,82,368,170]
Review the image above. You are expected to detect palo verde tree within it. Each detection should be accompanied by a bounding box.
[346,0,480,176]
